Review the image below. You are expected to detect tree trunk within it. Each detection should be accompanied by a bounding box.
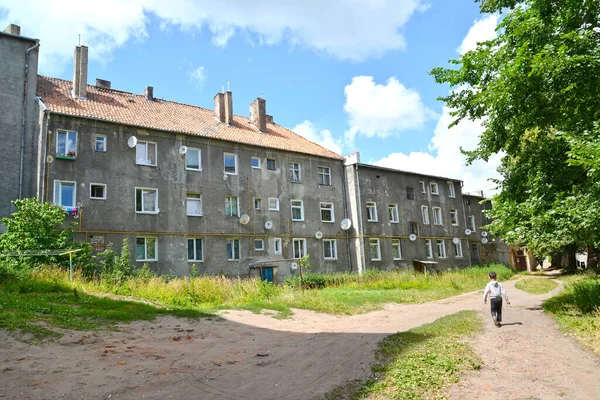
[586,246,596,270]
[566,244,577,273]
[551,252,562,269]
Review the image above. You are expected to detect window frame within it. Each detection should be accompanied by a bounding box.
[292,238,307,259]
[433,207,443,225]
[56,129,78,157]
[273,238,282,255]
[436,239,447,258]
[226,238,241,260]
[450,209,459,226]
[266,158,276,170]
[254,239,265,251]
[135,140,157,166]
[369,238,381,261]
[254,198,262,211]
[420,181,426,193]
[406,187,415,200]
[421,205,430,225]
[320,202,335,223]
[89,182,106,200]
[53,180,77,207]
[224,152,238,175]
[135,187,159,214]
[454,240,463,258]
[318,166,331,186]
[268,197,280,211]
[468,215,477,231]
[136,236,157,262]
[366,202,378,222]
[187,237,204,262]
[291,199,304,221]
[323,239,338,260]
[289,162,302,183]
[185,148,202,171]
[251,157,261,169]
[448,182,456,198]
[186,192,203,216]
[392,239,402,260]
[388,203,399,223]
[425,239,433,259]
[410,221,419,236]
[94,134,106,152]
[225,195,239,217]
[430,182,439,195]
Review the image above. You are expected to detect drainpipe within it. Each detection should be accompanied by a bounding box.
[355,164,366,275]
[19,40,40,199]
[35,97,49,202]
[340,161,353,272]
[460,183,473,267]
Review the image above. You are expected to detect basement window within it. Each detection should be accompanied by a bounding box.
[136,237,157,261]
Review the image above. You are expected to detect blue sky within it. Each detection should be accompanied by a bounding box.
[1,0,502,193]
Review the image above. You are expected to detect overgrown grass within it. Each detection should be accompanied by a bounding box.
[515,277,558,294]
[543,272,600,355]
[323,311,483,400]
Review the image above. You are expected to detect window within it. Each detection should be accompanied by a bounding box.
[267,158,276,170]
[436,239,447,258]
[450,209,459,226]
[186,148,201,170]
[293,238,307,259]
[95,134,106,152]
[318,166,331,185]
[468,215,476,231]
[320,202,334,223]
[254,239,264,251]
[224,153,238,175]
[254,198,262,210]
[273,238,282,254]
[187,238,203,261]
[406,187,415,200]
[289,162,301,182]
[420,181,426,193]
[226,238,240,260]
[425,239,433,259]
[454,240,463,258]
[54,180,76,207]
[369,239,381,261]
[366,202,378,222]
[410,221,419,235]
[251,157,261,169]
[323,239,337,260]
[392,239,402,260]
[56,130,77,157]
[136,141,156,166]
[430,182,439,195]
[268,198,280,211]
[135,188,158,213]
[421,205,429,225]
[136,237,157,261]
[291,200,304,221]
[388,203,399,223]
[225,196,239,217]
[433,207,442,225]
[186,192,202,216]
[448,182,456,198]
[90,183,106,200]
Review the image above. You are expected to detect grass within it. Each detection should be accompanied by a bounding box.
[543,272,600,355]
[515,277,558,294]
[323,311,483,400]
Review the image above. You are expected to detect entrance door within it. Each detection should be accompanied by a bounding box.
[261,267,274,283]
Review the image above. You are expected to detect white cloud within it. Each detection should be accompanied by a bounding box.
[0,0,428,74]
[457,15,499,55]
[293,120,342,155]
[188,65,207,90]
[344,76,436,144]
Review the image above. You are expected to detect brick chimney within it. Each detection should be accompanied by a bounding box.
[250,98,267,133]
[3,24,21,35]
[72,45,88,99]
[95,78,111,89]
[144,86,154,101]
[214,92,225,122]
[224,91,233,125]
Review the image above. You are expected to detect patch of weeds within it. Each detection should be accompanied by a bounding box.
[515,277,558,294]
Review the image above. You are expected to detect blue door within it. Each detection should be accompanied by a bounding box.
[262,267,274,283]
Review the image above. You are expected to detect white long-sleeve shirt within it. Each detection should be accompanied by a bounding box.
[483,280,508,301]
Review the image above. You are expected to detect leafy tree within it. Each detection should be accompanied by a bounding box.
[431,0,600,270]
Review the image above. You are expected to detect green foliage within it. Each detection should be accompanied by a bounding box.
[515,277,558,294]
[99,239,134,285]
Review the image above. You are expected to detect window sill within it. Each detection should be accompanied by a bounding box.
[136,162,157,167]
[393,258,403,261]
[227,259,241,262]
[291,219,304,222]
[224,172,238,175]
[321,220,335,223]
[136,211,160,215]
[188,260,204,263]
[186,167,202,171]
[90,197,106,200]
[56,154,77,160]
[136,259,157,262]
[390,221,400,224]
[367,220,378,223]
[324,258,338,261]
[371,259,382,262]
[187,214,203,217]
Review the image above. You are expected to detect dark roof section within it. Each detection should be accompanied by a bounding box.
[352,162,464,183]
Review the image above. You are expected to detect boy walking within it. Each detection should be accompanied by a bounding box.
[483,271,510,327]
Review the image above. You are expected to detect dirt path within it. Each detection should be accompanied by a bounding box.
[1,277,599,400]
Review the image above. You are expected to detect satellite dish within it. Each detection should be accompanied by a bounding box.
[340,218,352,230]
[481,231,488,237]
[315,231,323,240]
[239,214,250,225]
[481,237,489,244]
[127,136,138,148]
[178,145,188,155]
[453,237,460,245]
[264,221,273,230]
[409,233,417,241]
[465,229,472,236]
[46,155,54,163]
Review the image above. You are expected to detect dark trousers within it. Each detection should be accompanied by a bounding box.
[490,297,503,322]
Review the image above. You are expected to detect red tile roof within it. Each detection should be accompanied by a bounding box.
[37,76,343,160]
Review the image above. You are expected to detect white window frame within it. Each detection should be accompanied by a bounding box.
[425,239,433,259]
[433,207,442,225]
[388,203,399,223]
[454,240,463,258]
[323,239,337,260]
[89,183,106,200]
[366,202,378,222]
[421,205,430,225]
[420,181,426,193]
[268,198,280,211]
[136,237,157,261]
[56,129,77,157]
[436,239,447,258]
[53,180,77,207]
[135,187,159,214]
[406,187,415,200]
[392,239,402,260]
[318,166,331,186]
[225,196,239,217]
[448,182,456,198]
[273,238,282,255]
[289,162,302,183]
[254,239,265,251]
[293,238,307,259]
[187,237,204,262]
[468,215,477,231]
[430,182,439,195]
[224,152,238,175]
[450,209,459,226]
[185,148,202,171]
[94,134,106,152]
[254,198,262,210]
[291,200,304,221]
[320,202,334,223]
[136,141,157,166]
[226,238,241,260]
[251,157,261,169]
[369,238,381,261]
[186,192,203,216]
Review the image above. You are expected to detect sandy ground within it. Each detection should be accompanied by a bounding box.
[1,276,599,400]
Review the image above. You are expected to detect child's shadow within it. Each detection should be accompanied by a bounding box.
[501,322,523,326]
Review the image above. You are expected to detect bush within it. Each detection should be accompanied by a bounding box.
[99,239,133,285]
